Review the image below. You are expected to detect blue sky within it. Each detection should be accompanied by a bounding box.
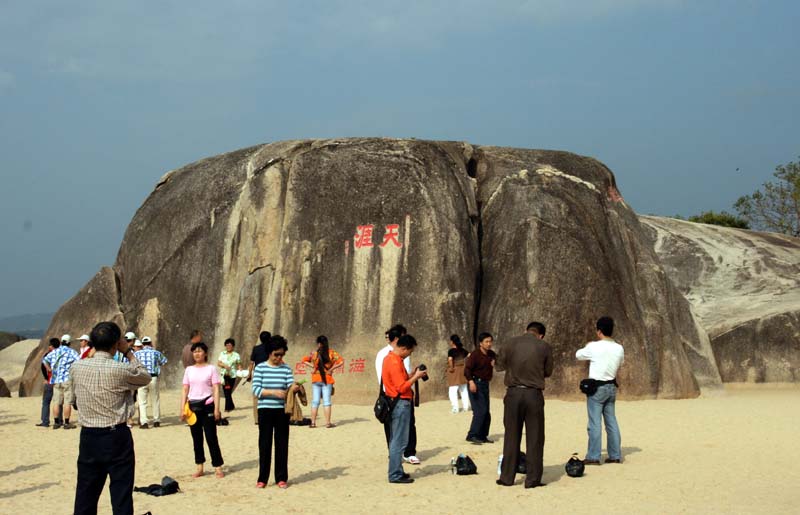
[1,0,798,318]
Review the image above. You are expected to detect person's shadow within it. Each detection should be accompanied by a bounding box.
[332,417,369,427]
[291,466,349,484]
[0,463,45,478]
[417,446,450,461]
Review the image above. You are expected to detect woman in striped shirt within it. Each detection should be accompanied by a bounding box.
[251,335,298,489]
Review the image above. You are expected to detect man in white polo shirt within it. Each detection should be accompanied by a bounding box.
[576,316,625,465]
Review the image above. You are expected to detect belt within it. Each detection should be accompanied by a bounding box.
[82,423,128,433]
[594,379,618,386]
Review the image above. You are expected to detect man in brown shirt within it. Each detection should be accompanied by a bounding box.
[464,332,496,444]
[495,322,553,488]
[181,329,204,368]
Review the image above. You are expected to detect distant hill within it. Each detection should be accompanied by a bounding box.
[0,312,53,340]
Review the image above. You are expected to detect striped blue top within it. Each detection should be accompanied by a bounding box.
[251,362,294,409]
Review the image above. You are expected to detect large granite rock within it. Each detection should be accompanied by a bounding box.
[112,139,479,398]
[474,148,720,398]
[20,267,124,396]
[640,216,800,382]
[22,139,722,399]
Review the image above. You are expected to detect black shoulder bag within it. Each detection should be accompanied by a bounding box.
[374,379,399,423]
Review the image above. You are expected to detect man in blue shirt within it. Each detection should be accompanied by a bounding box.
[42,334,79,429]
[134,336,168,428]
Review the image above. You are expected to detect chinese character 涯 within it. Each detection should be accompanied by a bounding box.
[354,225,375,249]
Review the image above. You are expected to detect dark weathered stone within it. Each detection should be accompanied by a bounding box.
[475,148,719,398]
[20,266,123,396]
[22,139,724,400]
[640,216,800,383]
[113,139,480,397]
[0,377,10,398]
[0,332,22,352]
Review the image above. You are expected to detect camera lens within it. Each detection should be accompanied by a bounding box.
[418,364,429,381]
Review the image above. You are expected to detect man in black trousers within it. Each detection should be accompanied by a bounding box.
[71,321,151,514]
[495,322,553,488]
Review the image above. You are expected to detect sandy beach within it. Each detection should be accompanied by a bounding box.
[1,384,799,514]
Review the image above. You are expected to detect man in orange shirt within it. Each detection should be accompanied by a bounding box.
[382,334,427,484]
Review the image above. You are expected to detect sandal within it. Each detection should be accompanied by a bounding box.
[215,469,225,478]
[192,470,204,478]
[309,423,317,428]
[326,423,336,428]
[278,481,288,489]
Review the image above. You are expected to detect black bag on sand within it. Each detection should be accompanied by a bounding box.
[374,380,399,423]
[134,476,180,496]
[565,454,585,478]
[517,452,527,474]
[456,454,478,475]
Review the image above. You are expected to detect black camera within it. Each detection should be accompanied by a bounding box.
[418,364,429,381]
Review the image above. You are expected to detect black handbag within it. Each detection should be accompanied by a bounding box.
[455,454,478,475]
[579,378,599,396]
[565,453,585,477]
[373,380,399,423]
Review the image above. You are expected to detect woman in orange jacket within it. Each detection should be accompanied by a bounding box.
[301,335,344,428]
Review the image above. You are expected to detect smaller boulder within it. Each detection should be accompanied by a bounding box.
[0,378,10,398]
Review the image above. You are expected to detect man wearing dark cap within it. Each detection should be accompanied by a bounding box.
[495,322,553,488]
[71,321,151,515]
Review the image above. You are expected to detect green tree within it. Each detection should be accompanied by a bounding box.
[687,210,750,229]
[735,159,800,237]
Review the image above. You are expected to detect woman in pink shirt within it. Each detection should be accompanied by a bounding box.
[180,342,225,478]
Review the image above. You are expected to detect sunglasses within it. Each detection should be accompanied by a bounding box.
[126,339,133,342]
[272,352,285,357]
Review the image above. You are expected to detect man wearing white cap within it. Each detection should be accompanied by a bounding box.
[134,336,168,428]
[43,334,79,429]
[78,334,92,360]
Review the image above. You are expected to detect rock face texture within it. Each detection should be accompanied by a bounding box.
[641,216,800,383]
[474,148,719,397]
[22,139,721,399]
[20,267,124,396]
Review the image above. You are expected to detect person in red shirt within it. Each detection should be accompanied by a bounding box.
[382,335,427,484]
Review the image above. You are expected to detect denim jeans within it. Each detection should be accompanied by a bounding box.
[466,379,491,440]
[41,383,53,425]
[388,399,411,481]
[311,382,333,408]
[586,384,621,461]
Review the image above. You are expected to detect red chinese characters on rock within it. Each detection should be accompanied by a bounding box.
[353,224,402,250]
[293,362,307,375]
[354,225,375,249]
[349,358,366,374]
[380,224,402,248]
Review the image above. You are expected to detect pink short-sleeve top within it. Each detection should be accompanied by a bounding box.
[183,365,221,402]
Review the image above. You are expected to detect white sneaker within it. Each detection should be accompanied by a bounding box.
[451,407,459,414]
[403,455,421,465]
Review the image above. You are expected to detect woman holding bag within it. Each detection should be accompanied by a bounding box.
[180,341,225,478]
[252,335,299,489]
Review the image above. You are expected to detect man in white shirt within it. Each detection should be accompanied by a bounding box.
[576,316,624,465]
[375,324,421,465]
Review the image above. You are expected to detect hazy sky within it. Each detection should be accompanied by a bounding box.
[1,1,798,318]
